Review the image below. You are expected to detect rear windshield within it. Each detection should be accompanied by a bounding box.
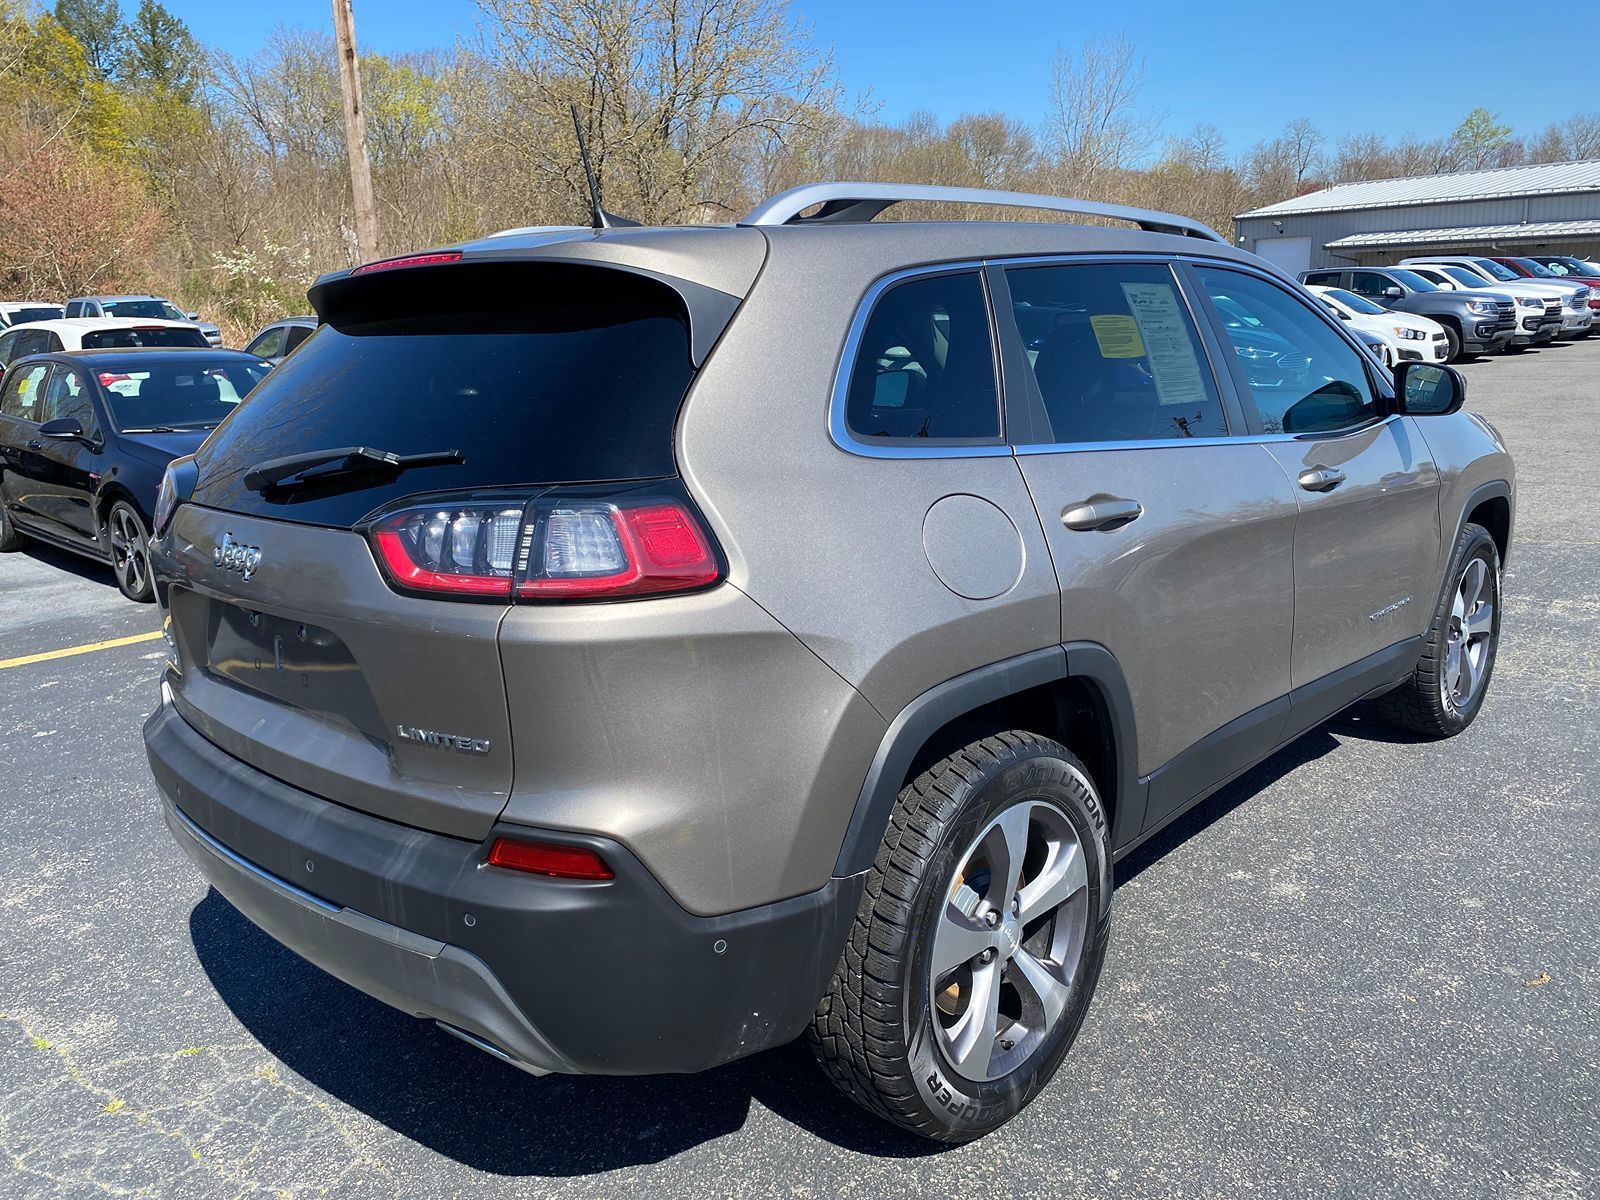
[82,327,208,350]
[8,306,61,324]
[190,262,695,528]
[101,299,185,320]
[101,361,272,431]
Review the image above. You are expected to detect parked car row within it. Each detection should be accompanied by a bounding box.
[1302,254,1595,362]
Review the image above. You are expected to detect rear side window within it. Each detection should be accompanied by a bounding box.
[245,326,285,358]
[845,271,999,441]
[81,327,208,350]
[1303,271,1341,286]
[1005,262,1226,443]
[283,325,313,353]
[191,262,696,528]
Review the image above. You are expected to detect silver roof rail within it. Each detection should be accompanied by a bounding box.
[739,181,1226,242]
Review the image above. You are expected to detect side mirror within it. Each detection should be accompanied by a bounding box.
[1336,310,1352,320]
[186,312,200,321]
[1382,286,1404,299]
[39,416,85,439]
[1396,362,1465,416]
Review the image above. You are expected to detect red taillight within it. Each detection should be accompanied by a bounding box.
[517,501,719,599]
[367,494,720,602]
[351,251,463,276]
[486,837,613,880]
[371,504,523,597]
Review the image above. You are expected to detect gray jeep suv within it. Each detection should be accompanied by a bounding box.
[142,183,1514,1142]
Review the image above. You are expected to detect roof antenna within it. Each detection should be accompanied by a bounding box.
[570,103,639,230]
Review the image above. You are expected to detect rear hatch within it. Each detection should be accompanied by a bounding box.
[161,255,732,840]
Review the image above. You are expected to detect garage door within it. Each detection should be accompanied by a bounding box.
[1252,236,1312,277]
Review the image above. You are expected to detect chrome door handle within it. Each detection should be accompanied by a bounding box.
[1061,497,1144,532]
[25,439,43,451]
[1297,465,1346,492]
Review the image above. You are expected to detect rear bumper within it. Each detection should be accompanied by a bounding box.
[146,695,863,1076]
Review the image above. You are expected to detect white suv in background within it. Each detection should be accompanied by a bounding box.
[0,302,64,327]
[1307,285,1449,365]
[0,318,211,368]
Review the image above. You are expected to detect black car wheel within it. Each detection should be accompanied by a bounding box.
[1376,523,1500,738]
[810,730,1111,1142]
[107,500,154,602]
[1440,325,1462,362]
[0,499,26,551]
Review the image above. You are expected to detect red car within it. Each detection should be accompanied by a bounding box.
[1492,256,1600,314]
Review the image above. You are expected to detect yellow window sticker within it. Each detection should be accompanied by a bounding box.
[1089,314,1146,359]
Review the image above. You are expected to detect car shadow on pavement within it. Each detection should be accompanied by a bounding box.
[188,891,941,1175]
[22,541,117,589]
[187,710,1394,1175]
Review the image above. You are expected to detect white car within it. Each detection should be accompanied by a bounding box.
[0,317,210,369]
[0,301,64,327]
[1401,256,1592,339]
[1307,285,1449,366]
[1400,265,1557,348]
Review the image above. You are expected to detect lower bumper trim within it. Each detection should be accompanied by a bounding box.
[165,798,566,1075]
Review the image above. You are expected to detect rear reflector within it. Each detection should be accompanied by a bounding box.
[486,837,613,880]
[352,251,464,276]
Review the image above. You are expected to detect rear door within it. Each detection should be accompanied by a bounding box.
[998,258,1299,836]
[1188,263,1440,734]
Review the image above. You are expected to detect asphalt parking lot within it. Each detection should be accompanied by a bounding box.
[3,341,1597,1200]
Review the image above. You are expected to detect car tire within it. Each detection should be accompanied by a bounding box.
[809,730,1111,1143]
[1376,523,1500,738]
[1440,325,1462,362]
[0,498,26,551]
[106,500,155,603]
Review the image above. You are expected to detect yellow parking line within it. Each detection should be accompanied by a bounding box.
[0,630,163,670]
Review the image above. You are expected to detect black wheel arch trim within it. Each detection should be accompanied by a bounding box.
[832,642,1146,879]
[1451,479,1512,572]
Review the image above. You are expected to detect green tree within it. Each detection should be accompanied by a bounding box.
[126,0,197,100]
[52,0,120,78]
[1448,107,1513,170]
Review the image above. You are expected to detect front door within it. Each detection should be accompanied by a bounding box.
[28,364,104,546]
[997,259,1299,837]
[0,361,55,534]
[1189,265,1441,730]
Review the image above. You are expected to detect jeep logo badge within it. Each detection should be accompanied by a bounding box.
[214,531,262,580]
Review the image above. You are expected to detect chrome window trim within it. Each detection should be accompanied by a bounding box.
[1013,413,1400,456]
[829,259,1013,460]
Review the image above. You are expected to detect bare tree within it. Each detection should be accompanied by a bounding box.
[1243,119,1324,205]
[478,0,843,224]
[1042,35,1157,196]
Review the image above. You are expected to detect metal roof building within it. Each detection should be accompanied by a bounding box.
[1234,159,1600,275]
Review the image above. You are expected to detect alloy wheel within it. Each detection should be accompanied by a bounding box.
[1442,555,1494,712]
[929,799,1089,1083]
[109,506,148,596]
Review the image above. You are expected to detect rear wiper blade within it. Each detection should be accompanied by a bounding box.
[244,445,464,494]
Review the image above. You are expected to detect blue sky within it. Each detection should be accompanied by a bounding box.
[164,0,1579,154]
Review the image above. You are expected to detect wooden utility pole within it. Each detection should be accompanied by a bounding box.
[331,0,379,262]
